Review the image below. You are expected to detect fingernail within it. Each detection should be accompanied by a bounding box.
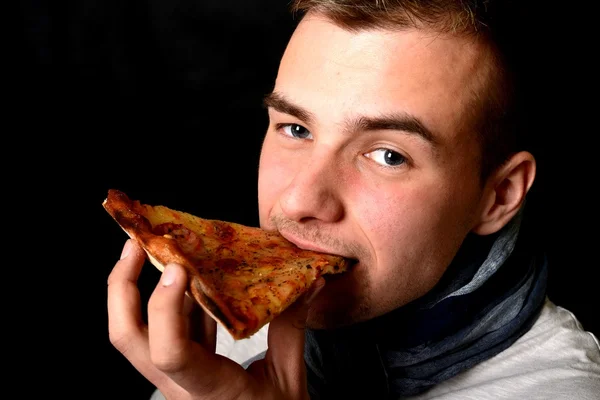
[120,239,132,259]
[161,264,178,287]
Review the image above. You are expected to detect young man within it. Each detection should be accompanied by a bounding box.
[107,1,600,398]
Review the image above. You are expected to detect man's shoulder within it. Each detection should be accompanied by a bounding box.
[510,298,600,368]
[411,298,600,400]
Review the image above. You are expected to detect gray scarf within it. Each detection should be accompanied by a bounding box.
[305,207,548,398]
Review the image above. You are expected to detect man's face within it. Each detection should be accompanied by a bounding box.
[258,15,495,329]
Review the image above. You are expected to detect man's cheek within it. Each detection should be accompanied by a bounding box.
[258,170,280,229]
[262,155,294,192]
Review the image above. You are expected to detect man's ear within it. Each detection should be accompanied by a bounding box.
[472,151,536,235]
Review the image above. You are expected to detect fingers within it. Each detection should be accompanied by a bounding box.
[107,239,147,355]
[148,263,195,371]
[107,240,176,387]
[148,263,242,397]
[109,243,246,398]
[266,277,325,394]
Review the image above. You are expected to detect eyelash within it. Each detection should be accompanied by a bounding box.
[274,122,408,169]
[275,123,313,140]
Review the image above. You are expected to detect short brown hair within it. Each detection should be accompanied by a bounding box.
[290,0,534,182]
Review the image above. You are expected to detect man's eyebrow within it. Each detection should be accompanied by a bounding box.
[350,114,437,146]
[264,91,437,146]
[263,92,315,125]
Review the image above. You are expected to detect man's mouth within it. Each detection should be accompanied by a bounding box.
[279,229,328,253]
[279,229,354,260]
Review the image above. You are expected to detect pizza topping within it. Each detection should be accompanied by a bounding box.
[215,258,239,272]
[210,221,236,242]
[153,222,205,261]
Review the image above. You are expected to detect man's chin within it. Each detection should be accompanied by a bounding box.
[306,294,367,330]
[305,261,369,329]
[306,310,350,330]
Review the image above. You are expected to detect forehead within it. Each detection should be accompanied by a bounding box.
[275,15,493,145]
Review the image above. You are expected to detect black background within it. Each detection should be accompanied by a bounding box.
[20,1,597,399]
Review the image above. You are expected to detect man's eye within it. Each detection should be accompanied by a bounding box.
[364,148,406,167]
[281,124,312,139]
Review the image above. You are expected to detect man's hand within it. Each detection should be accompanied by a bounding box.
[107,239,324,400]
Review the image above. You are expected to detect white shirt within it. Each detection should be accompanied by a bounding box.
[410,298,600,400]
[216,322,268,364]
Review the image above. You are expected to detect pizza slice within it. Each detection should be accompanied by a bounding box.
[103,189,351,340]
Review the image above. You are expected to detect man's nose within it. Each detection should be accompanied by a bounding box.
[279,155,344,223]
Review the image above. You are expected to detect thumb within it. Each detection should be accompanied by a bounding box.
[148,263,230,397]
[266,277,325,393]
